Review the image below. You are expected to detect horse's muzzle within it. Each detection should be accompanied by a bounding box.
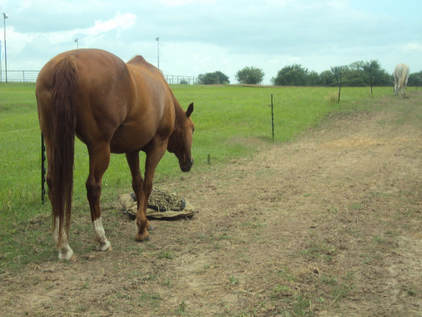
[180,158,193,172]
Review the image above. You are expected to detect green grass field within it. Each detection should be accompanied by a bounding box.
[0,83,400,269]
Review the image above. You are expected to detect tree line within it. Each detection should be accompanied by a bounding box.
[197,61,422,86]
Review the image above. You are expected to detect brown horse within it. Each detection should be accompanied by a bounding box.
[36,49,194,260]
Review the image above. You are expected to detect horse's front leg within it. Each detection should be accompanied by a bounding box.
[86,143,112,251]
[134,140,167,241]
[126,151,150,241]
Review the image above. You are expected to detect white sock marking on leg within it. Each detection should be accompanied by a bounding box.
[54,217,74,260]
[93,217,111,251]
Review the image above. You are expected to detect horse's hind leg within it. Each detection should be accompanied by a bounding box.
[86,143,112,251]
[53,216,73,260]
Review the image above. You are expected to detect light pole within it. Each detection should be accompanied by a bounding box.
[3,12,8,83]
[74,38,79,49]
[156,37,160,70]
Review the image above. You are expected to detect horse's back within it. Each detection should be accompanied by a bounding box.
[37,49,131,101]
[37,49,135,145]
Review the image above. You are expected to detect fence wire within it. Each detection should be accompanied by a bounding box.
[0,70,196,85]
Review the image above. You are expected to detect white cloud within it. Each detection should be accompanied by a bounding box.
[261,0,293,6]
[1,26,38,54]
[87,13,136,36]
[1,12,137,68]
[402,42,422,53]
[52,13,136,41]
[158,0,216,6]
[16,0,33,11]
[325,0,349,10]
[6,12,136,46]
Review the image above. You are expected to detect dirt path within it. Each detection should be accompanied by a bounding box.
[1,92,422,316]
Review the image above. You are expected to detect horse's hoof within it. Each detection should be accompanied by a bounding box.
[135,231,150,242]
[58,252,76,262]
[58,245,74,261]
[97,240,112,252]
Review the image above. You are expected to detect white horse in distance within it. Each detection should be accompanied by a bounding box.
[394,64,409,97]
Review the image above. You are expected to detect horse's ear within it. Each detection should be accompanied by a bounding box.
[186,103,194,118]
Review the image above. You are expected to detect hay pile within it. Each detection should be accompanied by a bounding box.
[119,188,196,220]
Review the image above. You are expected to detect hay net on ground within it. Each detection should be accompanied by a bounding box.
[119,188,195,220]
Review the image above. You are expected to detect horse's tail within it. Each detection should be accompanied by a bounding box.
[50,56,78,246]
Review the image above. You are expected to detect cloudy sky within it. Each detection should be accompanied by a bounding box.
[0,0,421,83]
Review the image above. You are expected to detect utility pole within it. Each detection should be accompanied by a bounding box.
[156,37,160,70]
[74,38,79,49]
[3,12,8,83]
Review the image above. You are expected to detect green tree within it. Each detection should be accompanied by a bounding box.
[349,61,365,71]
[236,66,264,84]
[307,71,321,86]
[339,61,365,86]
[197,71,230,85]
[362,60,383,95]
[273,64,309,86]
[321,61,392,88]
[319,70,335,86]
[343,69,366,86]
[408,71,422,86]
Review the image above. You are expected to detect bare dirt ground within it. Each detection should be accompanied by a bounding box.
[1,92,422,316]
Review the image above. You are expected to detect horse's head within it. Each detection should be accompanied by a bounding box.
[168,102,194,172]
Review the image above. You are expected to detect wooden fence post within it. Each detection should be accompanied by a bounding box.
[270,94,275,142]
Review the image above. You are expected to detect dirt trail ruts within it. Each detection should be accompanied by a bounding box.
[1,92,421,316]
